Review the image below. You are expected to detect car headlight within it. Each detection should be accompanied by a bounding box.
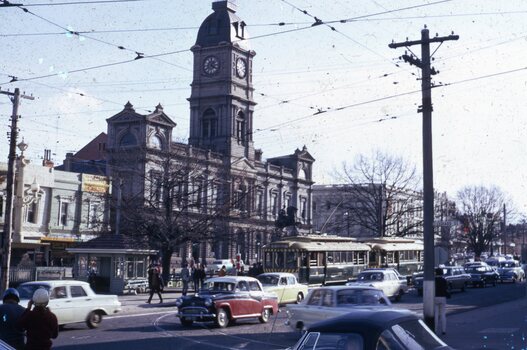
[204,298,213,307]
[175,298,183,307]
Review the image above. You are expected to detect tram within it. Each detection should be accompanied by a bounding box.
[263,235,423,285]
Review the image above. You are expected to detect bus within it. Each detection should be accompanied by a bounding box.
[263,235,423,285]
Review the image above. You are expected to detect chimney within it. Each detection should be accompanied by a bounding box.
[42,149,54,168]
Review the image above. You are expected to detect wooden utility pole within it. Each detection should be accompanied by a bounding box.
[389,27,459,331]
[0,88,34,293]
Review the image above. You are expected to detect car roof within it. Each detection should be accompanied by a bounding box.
[316,285,382,291]
[307,308,418,334]
[206,276,259,283]
[20,280,90,287]
[257,272,295,278]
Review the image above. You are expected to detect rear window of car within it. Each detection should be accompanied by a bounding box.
[297,332,364,350]
[248,281,261,292]
[257,275,279,286]
[18,284,50,300]
[337,289,388,306]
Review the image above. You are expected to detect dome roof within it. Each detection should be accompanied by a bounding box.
[195,1,250,51]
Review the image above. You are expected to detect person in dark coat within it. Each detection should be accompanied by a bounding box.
[197,264,206,290]
[0,288,25,350]
[147,267,164,304]
[192,263,201,292]
[434,267,449,335]
[17,289,58,350]
[181,263,191,296]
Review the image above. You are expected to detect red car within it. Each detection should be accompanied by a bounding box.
[175,276,278,328]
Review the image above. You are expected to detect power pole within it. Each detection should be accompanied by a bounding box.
[0,87,34,293]
[503,204,507,255]
[389,27,459,331]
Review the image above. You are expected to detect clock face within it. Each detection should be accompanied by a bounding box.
[236,58,246,78]
[203,56,220,75]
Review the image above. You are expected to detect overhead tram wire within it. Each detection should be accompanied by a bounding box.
[15,6,190,71]
[0,24,315,85]
[15,0,149,6]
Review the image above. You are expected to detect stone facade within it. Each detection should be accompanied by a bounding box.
[104,1,315,265]
[0,149,110,267]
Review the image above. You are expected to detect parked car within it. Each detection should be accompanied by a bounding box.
[256,273,308,304]
[497,260,525,283]
[287,308,452,350]
[123,278,149,294]
[285,285,391,333]
[346,269,407,301]
[414,266,471,296]
[16,280,121,328]
[175,276,278,328]
[464,264,500,287]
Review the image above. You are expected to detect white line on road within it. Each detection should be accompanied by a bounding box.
[106,310,176,320]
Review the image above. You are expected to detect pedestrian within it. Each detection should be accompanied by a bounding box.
[147,267,164,304]
[218,265,227,277]
[192,263,200,292]
[434,267,449,335]
[197,264,206,290]
[181,263,191,296]
[17,288,59,350]
[0,288,25,350]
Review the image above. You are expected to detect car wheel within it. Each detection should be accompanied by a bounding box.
[180,317,193,327]
[492,279,497,287]
[259,308,271,323]
[297,323,307,334]
[86,311,103,329]
[512,277,517,284]
[461,283,466,292]
[296,292,304,304]
[216,308,229,328]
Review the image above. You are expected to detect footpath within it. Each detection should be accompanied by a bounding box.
[114,287,527,349]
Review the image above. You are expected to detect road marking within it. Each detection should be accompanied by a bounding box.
[153,313,289,349]
[479,328,519,334]
[106,310,176,320]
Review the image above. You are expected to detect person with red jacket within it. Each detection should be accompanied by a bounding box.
[17,288,59,350]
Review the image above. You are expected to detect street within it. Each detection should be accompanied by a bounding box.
[52,282,527,350]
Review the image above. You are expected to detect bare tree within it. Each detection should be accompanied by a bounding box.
[456,185,508,259]
[337,151,422,237]
[112,144,250,281]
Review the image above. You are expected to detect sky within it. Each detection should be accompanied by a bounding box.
[1,0,527,218]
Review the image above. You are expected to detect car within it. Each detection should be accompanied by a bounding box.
[256,272,308,304]
[346,269,407,301]
[16,280,121,328]
[285,285,391,333]
[287,308,452,350]
[0,340,15,350]
[464,264,500,287]
[497,260,525,283]
[206,259,234,274]
[175,276,278,328]
[414,266,471,296]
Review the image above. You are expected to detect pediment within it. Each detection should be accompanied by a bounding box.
[230,157,256,171]
[146,112,177,127]
[106,110,143,123]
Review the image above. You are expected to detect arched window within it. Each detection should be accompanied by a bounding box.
[236,111,245,143]
[119,132,137,147]
[150,135,163,150]
[202,109,217,138]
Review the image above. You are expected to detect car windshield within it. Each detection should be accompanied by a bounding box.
[357,272,383,281]
[295,332,364,350]
[386,319,447,350]
[336,289,390,306]
[204,281,235,292]
[257,275,279,286]
[17,284,50,300]
[498,261,516,268]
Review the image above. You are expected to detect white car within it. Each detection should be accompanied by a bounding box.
[285,285,391,332]
[256,273,308,304]
[346,269,407,301]
[16,280,121,328]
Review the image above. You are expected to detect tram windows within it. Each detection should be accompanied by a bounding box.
[286,252,297,269]
[274,252,285,268]
[264,252,272,269]
[327,251,334,264]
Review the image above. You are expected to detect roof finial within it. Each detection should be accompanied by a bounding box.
[124,101,135,111]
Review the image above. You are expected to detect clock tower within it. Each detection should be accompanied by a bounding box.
[189,0,256,160]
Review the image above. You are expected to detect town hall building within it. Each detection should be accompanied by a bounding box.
[73,0,315,265]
